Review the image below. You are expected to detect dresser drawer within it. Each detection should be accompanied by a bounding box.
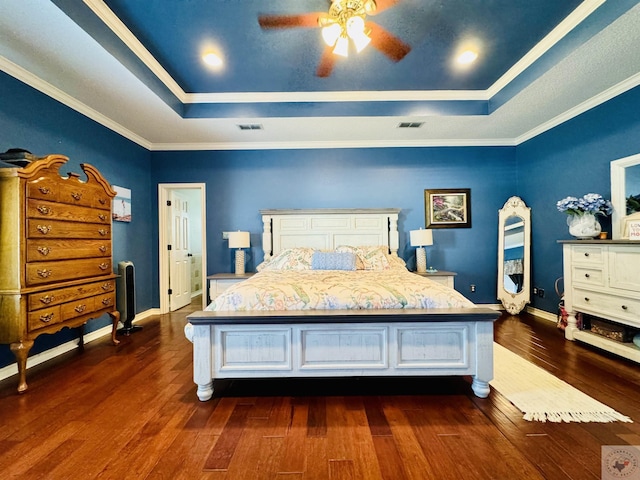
[27,199,111,224]
[571,266,605,287]
[95,292,116,311]
[28,305,62,331]
[28,278,116,311]
[572,288,640,326]
[570,245,604,266]
[26,259,112,286]
[27,219,111,239]
[26,239,111,262]
[26,178,59,202]
[61,296,95,320]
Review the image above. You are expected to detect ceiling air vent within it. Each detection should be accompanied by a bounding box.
[397,122,424,128]
[237,124,263,130]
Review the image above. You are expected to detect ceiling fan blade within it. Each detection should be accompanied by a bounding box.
[369,0,400,15]
[367,22,411,62]
[316,47,337,77]
[258,12,323,29]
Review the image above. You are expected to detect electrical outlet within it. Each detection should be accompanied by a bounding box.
[538,288,545,298]
[470,284,476,293]
[533,287,538,295]
[222,231,230,240]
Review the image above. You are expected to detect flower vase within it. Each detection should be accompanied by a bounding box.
[567,213,601,239]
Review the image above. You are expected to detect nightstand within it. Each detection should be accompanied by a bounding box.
[413,270,457,289]
[207,272,254,302]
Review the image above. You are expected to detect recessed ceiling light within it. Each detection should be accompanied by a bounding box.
[202,52,223,68]
[457,50,478,65]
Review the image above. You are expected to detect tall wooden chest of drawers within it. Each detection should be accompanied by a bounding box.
[0,154,121,392]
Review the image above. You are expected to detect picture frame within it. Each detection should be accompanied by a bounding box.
[424,188,471,228]
[112,185,132,223]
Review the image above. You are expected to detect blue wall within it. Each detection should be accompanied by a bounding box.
[517,84,640,312]
[150,147,516,303]
[0,71,154,367]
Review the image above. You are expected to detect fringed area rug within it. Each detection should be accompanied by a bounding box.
[491,343,633,423]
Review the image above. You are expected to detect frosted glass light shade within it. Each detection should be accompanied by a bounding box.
[333,35,349,57]
[322,23,342,46]
[228,231,250,249]
[410,229,433,247]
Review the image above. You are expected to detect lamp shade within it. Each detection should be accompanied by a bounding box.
[410,229,433,247]
[228,231,250,249]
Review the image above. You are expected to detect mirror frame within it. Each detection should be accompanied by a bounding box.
[497,196,531,314]
[611,152,640,239]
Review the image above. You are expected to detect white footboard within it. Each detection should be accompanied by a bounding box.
[186,309,497,401]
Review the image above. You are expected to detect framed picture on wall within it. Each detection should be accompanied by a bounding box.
[112,185,132,222]
[424,188,471,228]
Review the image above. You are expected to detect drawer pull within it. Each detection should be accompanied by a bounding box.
[584,297,590,302]
[37,246,50,256]
[40,313,54,323]
[38,186,51,195]
[98,229,108,236]
[71,192,82,201]
[621,305,628,310]
[39,295,55,305]
[101,282,113,290]
[98,213,107,221]
[37,225,52,235]
[99,245,107,253]
[37,205,51,215]
[102,298,113,306]
[74,304,87,313]
[99,198,107,205]
[37,269,52,278]
[584,252,590,257]
[98,262,109,271]
[584,273,590,278]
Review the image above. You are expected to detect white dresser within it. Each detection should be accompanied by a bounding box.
[561,240,640,362]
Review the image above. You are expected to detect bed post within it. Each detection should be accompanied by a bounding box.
[471,320,494,398]
[388,212,399,255]
[262,214,273,261]
[192,324,214,401]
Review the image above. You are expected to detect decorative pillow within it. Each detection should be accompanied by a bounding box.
[311,251,357,271]
[256,247,316,271]
[335,245,391,270]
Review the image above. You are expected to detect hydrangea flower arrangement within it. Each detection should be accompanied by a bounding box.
[556,193,613,216]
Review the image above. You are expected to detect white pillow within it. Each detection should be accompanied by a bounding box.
[256,247,316,271]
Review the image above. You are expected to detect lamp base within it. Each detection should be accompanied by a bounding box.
[416,247,427,273]
[235,249,246,275]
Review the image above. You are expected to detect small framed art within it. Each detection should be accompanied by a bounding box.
[424,188,471,228]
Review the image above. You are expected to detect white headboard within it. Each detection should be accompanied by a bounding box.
[260,209,400,261]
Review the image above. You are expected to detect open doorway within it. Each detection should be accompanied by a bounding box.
[158,183,207,314]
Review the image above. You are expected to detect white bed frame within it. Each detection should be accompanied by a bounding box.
[186,209,498,401]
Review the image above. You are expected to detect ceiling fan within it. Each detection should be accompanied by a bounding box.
[258,0,411,77]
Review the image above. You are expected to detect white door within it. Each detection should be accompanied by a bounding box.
[169,190,191,311]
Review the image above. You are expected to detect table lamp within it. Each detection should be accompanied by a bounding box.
[228,231,250,274]
[410,228,433,273]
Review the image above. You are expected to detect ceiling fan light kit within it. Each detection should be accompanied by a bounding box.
[258,0,411,77]
[320,0,375,56]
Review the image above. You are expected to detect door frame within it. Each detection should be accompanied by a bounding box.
[158,183,207,314]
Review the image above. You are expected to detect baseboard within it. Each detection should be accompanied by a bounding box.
[525,306,557,323]
[0,308,159,383]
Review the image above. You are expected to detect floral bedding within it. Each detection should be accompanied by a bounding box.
[207,269,475,311]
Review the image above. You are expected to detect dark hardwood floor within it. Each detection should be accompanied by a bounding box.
[1,298,639,479]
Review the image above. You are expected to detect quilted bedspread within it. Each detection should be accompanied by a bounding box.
[207,270,475,311]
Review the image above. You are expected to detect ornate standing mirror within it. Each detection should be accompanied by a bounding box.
[497,196,531,314]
